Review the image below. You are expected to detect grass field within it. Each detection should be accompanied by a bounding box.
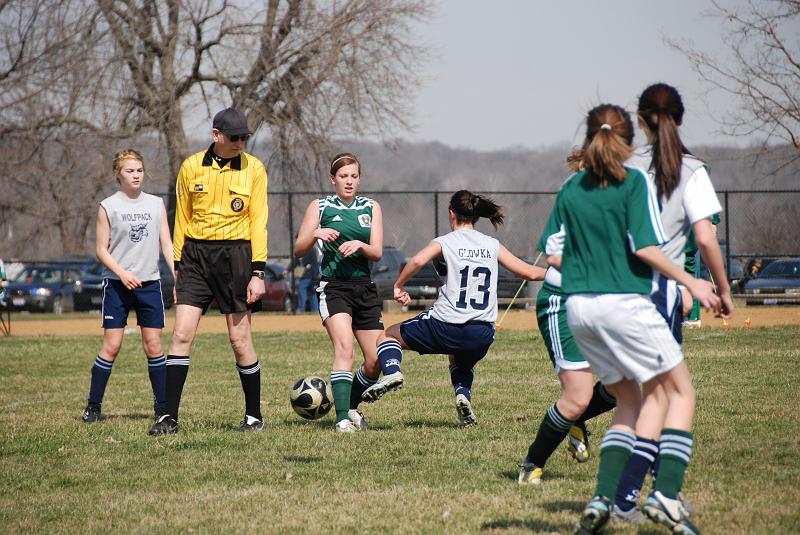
[1,326,799,534]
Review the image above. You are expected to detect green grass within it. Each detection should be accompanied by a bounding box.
[1,327,799,534]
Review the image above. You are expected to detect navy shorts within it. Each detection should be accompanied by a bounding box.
[399,310,495,368]
[101,279,165,329]
[651,275,683,344]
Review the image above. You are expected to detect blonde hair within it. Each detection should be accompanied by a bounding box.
[112,149,145,175]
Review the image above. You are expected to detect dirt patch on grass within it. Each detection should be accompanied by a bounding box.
[3,304,799,337]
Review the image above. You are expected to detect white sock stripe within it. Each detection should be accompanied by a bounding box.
[377,343,402,354]
[661,434,694,447]
[661,443,693,457]
[660,449,691,463]
[634,441,659,454]
[148,357,166,367]
[546,404,573,430]
[602,438,636,451]
[602,430,636,449]
[166,358,190,367]
[355,369,376,386]
[331,371,353,382]
[237,363,261,374]
[94,358,113,370]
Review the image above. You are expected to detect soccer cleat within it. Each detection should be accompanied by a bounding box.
[81,404,102,423]
[568,422,591,462]
[682,319,702,329]
[611,504,645,524]
[361,371,404,403]
[347,409,368,430]
[148,414,178,435]
[334,419,359,433]
[517,459,543,485]
[236,415,265,432]
[455,394,478,426]
[643,491,701,535]
[574,495,611,535]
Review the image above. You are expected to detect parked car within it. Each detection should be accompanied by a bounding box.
[5,264,87,313]
[261,262,293,312]
[743,258,800,305]
[371,246,407,300]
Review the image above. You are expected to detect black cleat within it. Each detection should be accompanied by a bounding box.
[236,415,265,432]
[148,414,178,435]
[82,404,102,423]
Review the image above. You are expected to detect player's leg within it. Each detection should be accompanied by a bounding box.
[83,279,129,422]
[135,280,168,419]
[324,312,357,431]
[227,310,264,431]
[349,328,382,429]
[362,322,409,402]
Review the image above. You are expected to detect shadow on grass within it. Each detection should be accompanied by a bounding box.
[480,518,565,532]
[403,419,463,429]
[542,500,584,514]
[497,470,567,482]
[101,412,154,421]
[283,455,322,463]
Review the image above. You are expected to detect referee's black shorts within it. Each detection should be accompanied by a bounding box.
[317,277,383,330]
[176,238,259,314]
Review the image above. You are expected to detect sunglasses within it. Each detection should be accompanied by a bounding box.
[227,134,250,142]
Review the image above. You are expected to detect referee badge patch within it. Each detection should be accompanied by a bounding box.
[231,198,245,212]
[358,213,371,228]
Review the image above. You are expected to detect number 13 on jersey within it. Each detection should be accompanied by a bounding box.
[455,266,492,310]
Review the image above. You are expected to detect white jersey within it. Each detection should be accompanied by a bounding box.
[100,191,164,281]
[627,146,721,267]
[430,229,500,324]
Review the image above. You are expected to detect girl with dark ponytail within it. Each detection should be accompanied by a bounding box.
[608,84,734,526]
[361,190,545,426]
[542,104,723,534]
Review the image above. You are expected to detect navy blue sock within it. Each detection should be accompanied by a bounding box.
[237,360,262,420]
[350,367,377,409]
[614,436,659,512]
[449,363,474,400]
[577,382,617,424]
[147,355,167,415]
[377,340,402,375]
[87,355,114,406]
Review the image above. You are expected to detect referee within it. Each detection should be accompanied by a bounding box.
[149,108,268,434]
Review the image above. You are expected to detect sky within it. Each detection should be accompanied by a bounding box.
[406,0,747,150]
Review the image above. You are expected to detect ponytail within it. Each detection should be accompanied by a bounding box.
[581,104,634,187]
[638,83,688,199]
[449,190,505,229]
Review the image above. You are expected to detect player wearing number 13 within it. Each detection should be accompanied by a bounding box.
[362,191,545,425]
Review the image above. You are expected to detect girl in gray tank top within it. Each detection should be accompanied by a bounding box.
[81,149,176,427]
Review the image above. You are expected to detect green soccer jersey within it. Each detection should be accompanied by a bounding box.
[544,167,667,295]
[318,195,374,279]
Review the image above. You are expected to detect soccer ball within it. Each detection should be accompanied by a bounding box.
[289,376,333,420]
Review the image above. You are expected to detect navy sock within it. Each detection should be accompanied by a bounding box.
[237,360,262,420]
[350,367,377,409]
[449,363,474,400]
[165,355,190,421]
[147,355,167,415]
[577,382,616,424]
[87,355,114,406]
[377,340,402,375]
[614,436,659,511]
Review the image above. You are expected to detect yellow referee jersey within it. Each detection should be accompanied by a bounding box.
[173,145,268,269]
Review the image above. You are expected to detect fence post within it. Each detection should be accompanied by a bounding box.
[724,191,731,282]
[287,192,296,313]
[433,192,439,237]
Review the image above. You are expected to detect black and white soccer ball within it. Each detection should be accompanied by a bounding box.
[289,376,333,420]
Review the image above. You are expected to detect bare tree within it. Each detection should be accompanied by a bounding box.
[667,0,800,171]
[0,0,432,257]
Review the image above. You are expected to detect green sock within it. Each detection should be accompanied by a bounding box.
[330,370,353,423]
[689,299,700,321]
[526,403,574,467]
[654,429,693,498]
[594,429,635,500]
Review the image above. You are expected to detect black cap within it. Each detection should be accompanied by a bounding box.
[212,108,252,136]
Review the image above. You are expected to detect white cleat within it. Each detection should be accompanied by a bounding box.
[455,394,478,426]
[361,371,404,403]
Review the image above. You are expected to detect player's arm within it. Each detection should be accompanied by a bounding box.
[158,203,176,282]
[693,218,733,318]
[173,162,192,271]
[295,199,339,257]
[249,162,268,271]
[338,202,383,261]
[393,240,443,305]
[95,206,141,289]
[498,245,545,281]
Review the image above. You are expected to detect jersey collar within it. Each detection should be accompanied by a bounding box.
[202,143,243,170]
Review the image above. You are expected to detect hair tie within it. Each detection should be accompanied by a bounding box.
[600,124,612,131]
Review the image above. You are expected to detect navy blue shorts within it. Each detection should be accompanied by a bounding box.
[651,276,683,344]
[101,279,165,329]
[399,310,495,368]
